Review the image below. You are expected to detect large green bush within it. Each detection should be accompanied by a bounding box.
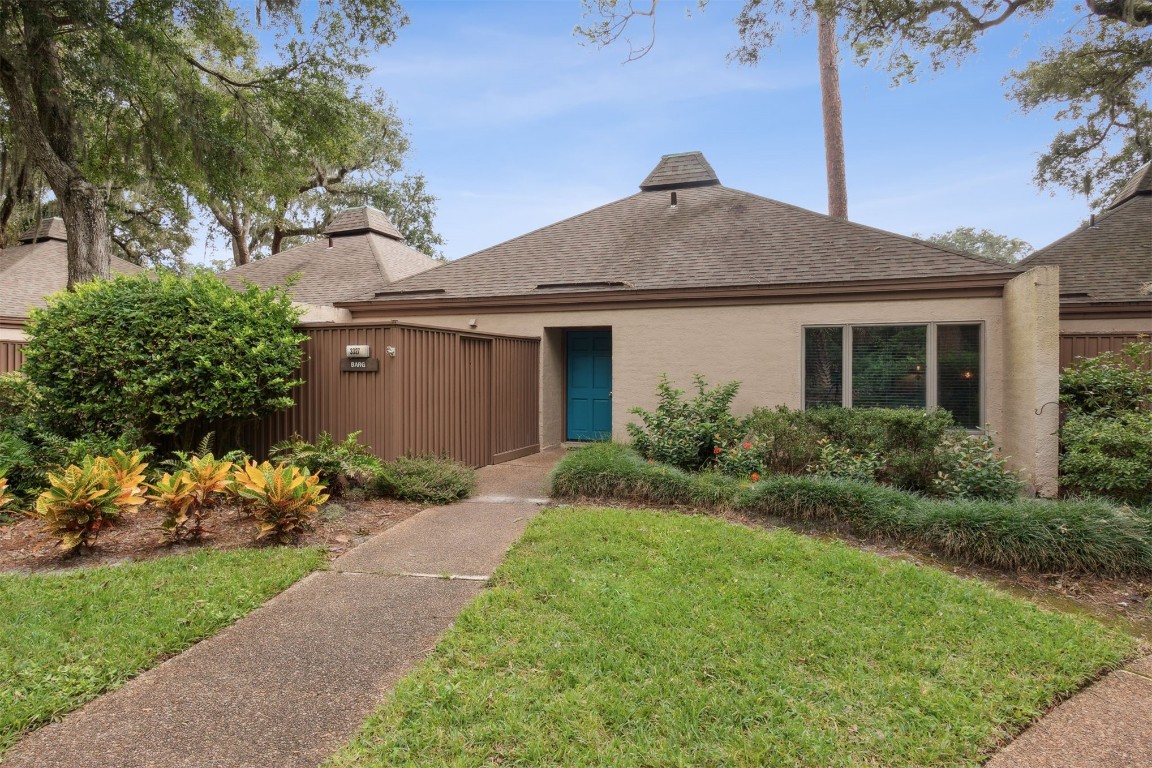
[22,271,306,450]
[626,374,741,471]
[1059,340,1152,504]
[1061,411,1152,506]
[0,372,39,428]
[1060,340,1152,416]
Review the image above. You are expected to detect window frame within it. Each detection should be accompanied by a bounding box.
[801,321,985,430]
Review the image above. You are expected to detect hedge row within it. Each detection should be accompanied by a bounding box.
[550,443,1152,576]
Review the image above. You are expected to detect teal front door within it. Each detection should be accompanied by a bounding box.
[566,330,612,441]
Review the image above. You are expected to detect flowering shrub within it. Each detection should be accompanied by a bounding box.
[933,432,1022,502]
[715,438,767,480]
[808,439,882,484]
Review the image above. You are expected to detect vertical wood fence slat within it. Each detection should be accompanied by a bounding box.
[1061,333,1149,369]
[0,341,26,373]
[247,324,539,467]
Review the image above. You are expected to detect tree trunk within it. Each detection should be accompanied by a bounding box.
[207,201,252,266]
[0,3,112,286]
[817,10,848,219]
[60,180,112,287]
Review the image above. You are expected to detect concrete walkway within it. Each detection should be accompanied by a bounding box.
[3,450,560,768]
[986,656,1152,767]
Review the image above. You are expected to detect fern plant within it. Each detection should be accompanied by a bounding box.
[34,456,148,552]
[269,431,382,496]
[231,461,329,544]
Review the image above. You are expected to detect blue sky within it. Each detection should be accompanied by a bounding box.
[205,1,1096,263]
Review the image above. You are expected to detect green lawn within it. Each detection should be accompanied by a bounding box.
[0,547,325,756]
[328,507,1135,768]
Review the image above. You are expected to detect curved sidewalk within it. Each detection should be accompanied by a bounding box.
[2,450,560,768]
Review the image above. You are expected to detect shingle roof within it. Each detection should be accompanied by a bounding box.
[18,218,68,243]
[1020,191,1152,305]
[0,219,145,318]
[219,210,438,305]
[1108,161,1152,210]
[323,206,403,239]
[359,154,1018,304]
[639,152,720,191]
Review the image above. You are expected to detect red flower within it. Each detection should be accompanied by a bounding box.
[751,472,761,482]
[713,446,722,454]
[742,442,752,450]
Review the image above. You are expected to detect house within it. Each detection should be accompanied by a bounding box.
[1018,161,1152,367]
[0,218,144,364]
[259,152,1058,493]
[218,206,440,322]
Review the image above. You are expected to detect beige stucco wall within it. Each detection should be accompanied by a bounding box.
[365,295,1014,460]
[0,327,25,342]
[1060,316,1152,334]
[295,303,352,324]
[1000,267,1061,497]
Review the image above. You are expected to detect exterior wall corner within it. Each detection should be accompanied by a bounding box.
[1000,266,1061,497]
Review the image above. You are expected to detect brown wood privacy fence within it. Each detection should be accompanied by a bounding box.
[1061,333,1150,369]
[248,323,540,468]
[0,341,26,374]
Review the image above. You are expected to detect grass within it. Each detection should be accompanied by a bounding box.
[551,443,1152,576]
[327,507,1134,768]
[0,547,325,756]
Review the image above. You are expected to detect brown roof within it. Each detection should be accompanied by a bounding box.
[18,218,68,243]
[356,153,1018,305]
[219,208,438,305]
[1108,161,1152,210]
[639,152,720,190]
[1020,175,1152,306]
[323,206,403,239]
[0,219,145,318]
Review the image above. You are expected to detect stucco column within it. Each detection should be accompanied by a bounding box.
[1000,266,1061,497]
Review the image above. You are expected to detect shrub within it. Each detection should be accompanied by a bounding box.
[808,438,883,484]
[740,406,825,475]
[1060,411,1152,506]
[21,271,306,450]
[713,437,767,480]
[148,455,234,541]
[0,372,39,427]
[270,431,383,497]
[33,454,149,552]
[373,456,476,504]
[1060,340,1152,416]
[627,374,741,471]
[231,461,329,544]
[932,432,1023,502]
[740,406,956,492]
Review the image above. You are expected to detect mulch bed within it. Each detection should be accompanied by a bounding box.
[0,495,423,574]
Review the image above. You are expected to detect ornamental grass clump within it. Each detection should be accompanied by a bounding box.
[372,455,476,505]
[33,452,149,552]
[231,461,329,544]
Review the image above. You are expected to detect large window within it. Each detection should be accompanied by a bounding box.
[803,323,983,429]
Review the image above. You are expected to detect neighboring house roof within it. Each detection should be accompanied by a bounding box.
[0,217,144,319]
[218,206,439,305]
[348,152,1018,308]
[1020,162,1152,309]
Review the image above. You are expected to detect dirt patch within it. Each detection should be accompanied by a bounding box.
[0,496,424,574]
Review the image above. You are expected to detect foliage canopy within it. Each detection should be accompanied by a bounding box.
[21,272,306,449]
